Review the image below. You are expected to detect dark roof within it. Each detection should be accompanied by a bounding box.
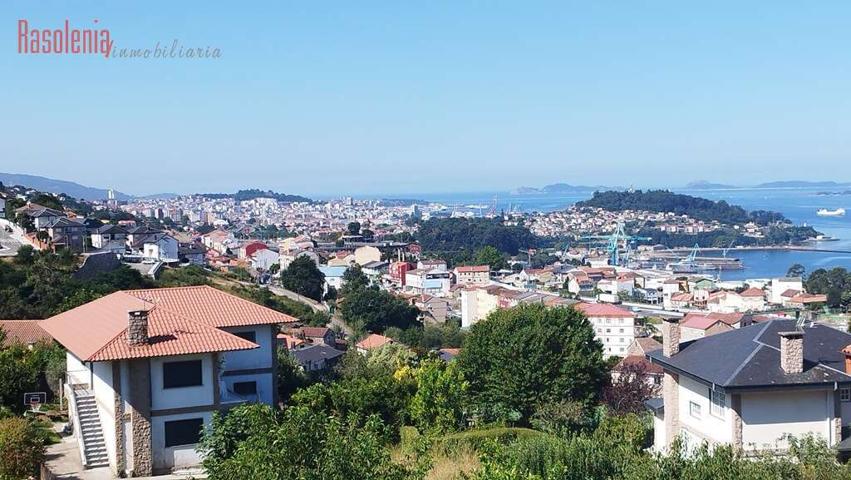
[644,397,664,414]
[96,224,127,234]
[647,319,851,390]
[46,217,86,229]
[291,344,345,364]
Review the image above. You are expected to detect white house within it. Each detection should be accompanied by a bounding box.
[318,265,347,294]
[770,277,804,305]
[91,224,128,254]
[41,286,297,476]
[647,318,851,455]
[250,248,280,272]
[142,234,179,263]
[405,268,451,296]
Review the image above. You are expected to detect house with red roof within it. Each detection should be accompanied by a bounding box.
[0,319,52,348]
[679,312,750,341]
[355,333,394,354]
[40,286,297,476]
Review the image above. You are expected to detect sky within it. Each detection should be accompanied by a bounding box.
[2,1,851,196]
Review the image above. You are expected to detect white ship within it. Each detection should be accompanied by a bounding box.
[816,208,846,217]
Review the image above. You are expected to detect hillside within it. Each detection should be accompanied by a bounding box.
[576,190,787,225]
[200,189,313,203]
[0,172,132,201]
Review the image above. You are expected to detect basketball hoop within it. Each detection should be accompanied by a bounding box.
[24,392,47,412]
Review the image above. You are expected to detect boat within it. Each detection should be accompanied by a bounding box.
[816,208,845,217]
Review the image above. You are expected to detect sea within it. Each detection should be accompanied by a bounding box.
[379,188,851,281]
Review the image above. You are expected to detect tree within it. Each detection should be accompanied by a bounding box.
[473,246,507,270]
[602,362,659,415]
[408,358,468,435]
[458,304,607,423]
[0,417,46,479]
[347,221,361,236]
[805,267,851,309]
[341,264,369,297]
[787,263,806,278]
[280,256,325,301]
[276,347,309,404]
[340,287,421,333]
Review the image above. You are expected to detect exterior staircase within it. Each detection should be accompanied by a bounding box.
[75,392,109,468]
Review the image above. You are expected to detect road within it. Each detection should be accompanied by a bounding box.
[262,283,354,337]
[0,224,23,257]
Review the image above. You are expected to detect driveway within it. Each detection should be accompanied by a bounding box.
[0,224,22,257]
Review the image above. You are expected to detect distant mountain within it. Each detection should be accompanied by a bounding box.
[0,172,132,201]
[756,180,851,188]
[513,183,614,195]
[683,180,737,190]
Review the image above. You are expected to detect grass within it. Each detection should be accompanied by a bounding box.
[393,426,545,479]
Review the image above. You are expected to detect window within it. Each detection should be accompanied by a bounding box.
[233,381,257,396]
[841,388,851,402]
[689,401,702,418]
[163,360,202,389]
[710,389,726,417]
[234,331,256,343]
[164,418,203,448]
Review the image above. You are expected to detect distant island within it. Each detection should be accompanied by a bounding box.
[683,180,736,190]
[576,190,787,225]
[200,189,313,204]
[573,190,820,247]
[512,183,615,195]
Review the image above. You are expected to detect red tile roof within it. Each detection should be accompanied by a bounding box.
[574,302,635,318]
[0,320,52,347]
[681,312,745,330]
[40,286,298,362]
[356,333,393,350]
[740,287,765,298]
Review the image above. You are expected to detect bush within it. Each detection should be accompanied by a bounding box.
[0,417,46,479]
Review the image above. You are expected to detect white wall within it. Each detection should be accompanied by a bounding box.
[220,326,273,371]
[150,354,215,411]
[66,352,90,386]
[151,411,212,472]
[741,389,832,450]
[589,316,636,358]
[91,361,118,469]
[678,375,732,445]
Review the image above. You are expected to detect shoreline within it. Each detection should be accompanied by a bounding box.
[664,245,851,254]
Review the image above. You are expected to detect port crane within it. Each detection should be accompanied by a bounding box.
[578,222,652,267]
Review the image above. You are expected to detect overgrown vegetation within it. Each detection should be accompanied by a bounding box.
[415,218,537,264]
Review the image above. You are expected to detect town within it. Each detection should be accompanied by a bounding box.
[3,178,851,479]
[5,2,851,479]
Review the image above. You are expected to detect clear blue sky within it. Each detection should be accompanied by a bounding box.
[2,1,850,196]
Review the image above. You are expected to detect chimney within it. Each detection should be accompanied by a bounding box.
[779,331,803,374]
[127,310,149,346]
[661,317,681,357]
[843,346,851,375]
